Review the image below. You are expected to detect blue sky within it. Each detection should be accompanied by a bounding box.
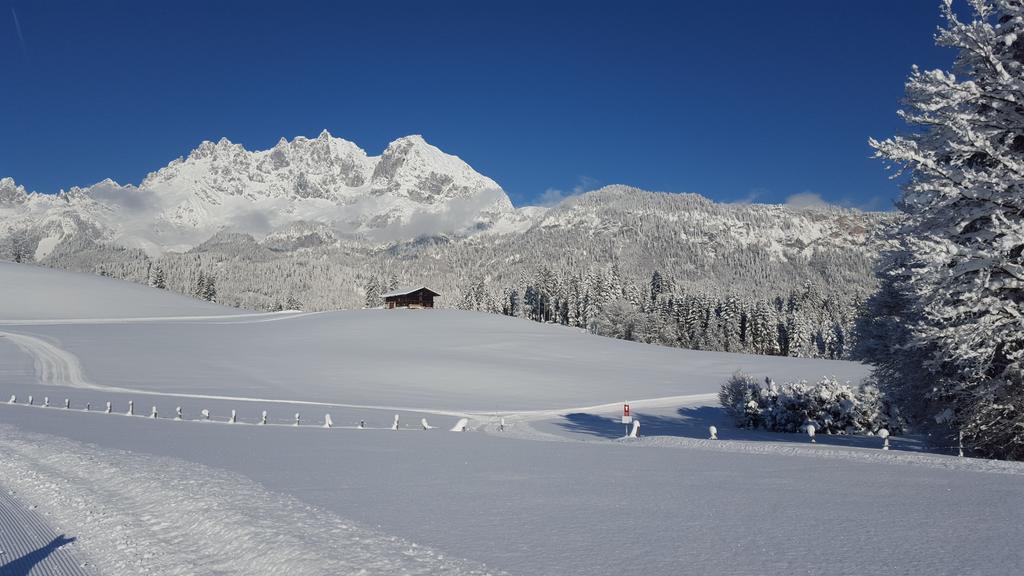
[2,1,951,208]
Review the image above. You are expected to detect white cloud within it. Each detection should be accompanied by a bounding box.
[784,191,831,210]
[533,176,600,207]
[783,191,893,212]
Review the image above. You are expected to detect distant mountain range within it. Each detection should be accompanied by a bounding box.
[0,132,534,257]
[0,132,894,360]
[0,132,885,263]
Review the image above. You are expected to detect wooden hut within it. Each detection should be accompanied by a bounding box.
[381,286,439,309]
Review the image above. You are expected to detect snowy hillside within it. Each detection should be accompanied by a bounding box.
[1,261,1022,576]
[1,308,872,411]
[0,261,243,320]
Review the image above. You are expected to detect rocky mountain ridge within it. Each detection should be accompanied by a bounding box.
[0,132,522,258]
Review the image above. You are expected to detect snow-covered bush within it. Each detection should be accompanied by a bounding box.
[719,371,763,428]
[720,373,903,434]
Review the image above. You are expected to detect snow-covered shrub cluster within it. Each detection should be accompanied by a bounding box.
[720,371,903,435]
[867,0,1024,459]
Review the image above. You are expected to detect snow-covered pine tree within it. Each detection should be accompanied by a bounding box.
[202,274,217,302]
[364,276,382,308]
[869,0,1024,459]
[650,270,665,303]
[149,264,166,289]
[193,271,207,299]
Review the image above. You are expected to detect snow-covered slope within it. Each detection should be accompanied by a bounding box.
[0,261,243,320]
[0,261,867,411]
[0,132,515,255]
[1,259,1022,576]
[0,308,869,410]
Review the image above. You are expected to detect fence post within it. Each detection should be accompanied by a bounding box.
[958,430,964,458]
[127,400,134,416]
[175,406,183,421]
[150,406,158,418]
[85,402,91,412]
[43,396,49,407]
[64,398,70,409]
[229,409,236,424]
[27,395,33,406]
[294,413,301,426]
[392,414,400,431]
[8,395,15,404]
[106,401,112,414]
[260,410,267,425]
[323,414,333,428]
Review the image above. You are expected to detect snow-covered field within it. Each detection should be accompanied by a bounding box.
[1,262,1022,575]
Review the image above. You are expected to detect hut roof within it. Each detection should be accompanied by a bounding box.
[381,286,439,299]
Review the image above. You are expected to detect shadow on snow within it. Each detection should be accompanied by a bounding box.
[557,406,932,453]
[0,535,76,576]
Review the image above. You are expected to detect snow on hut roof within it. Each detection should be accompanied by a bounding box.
[381,286,439,298]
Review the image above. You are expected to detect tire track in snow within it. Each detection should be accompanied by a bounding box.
[0,425,504,576]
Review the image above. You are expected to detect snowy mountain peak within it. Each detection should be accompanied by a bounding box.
[371,134,507,207]
[0,177,28,205]
[1,132,517,255]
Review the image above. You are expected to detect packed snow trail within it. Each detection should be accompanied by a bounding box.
[1,331,110,391]
[0,486,97,576]
[0,425,502,576]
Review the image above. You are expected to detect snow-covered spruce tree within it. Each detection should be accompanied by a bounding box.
[364,276,382,308]
[869,0,1024,459]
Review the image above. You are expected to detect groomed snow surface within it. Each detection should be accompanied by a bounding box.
[1,263,1022,575]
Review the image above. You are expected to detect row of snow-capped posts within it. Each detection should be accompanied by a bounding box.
[6,394,475,433]
[0,394,963,453]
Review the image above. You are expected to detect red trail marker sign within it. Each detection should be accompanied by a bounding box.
[622,403,632,424]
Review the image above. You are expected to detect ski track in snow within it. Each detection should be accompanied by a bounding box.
[1,330,110,392]
[0,425,503,576]
[0,485,97,576]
